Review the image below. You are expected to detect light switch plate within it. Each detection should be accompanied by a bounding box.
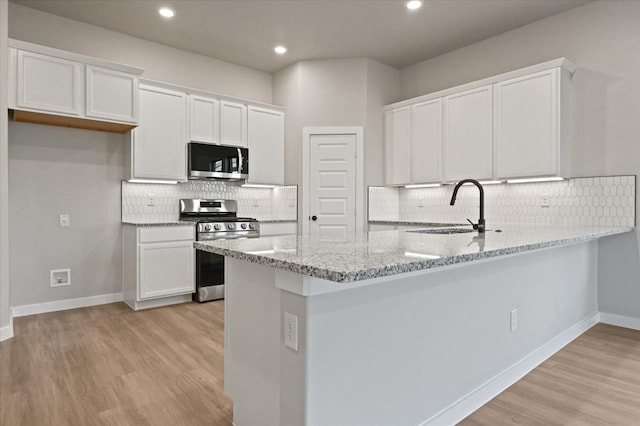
[59,214,70,227]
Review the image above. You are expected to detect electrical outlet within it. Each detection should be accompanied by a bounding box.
[59,214,70,228]
[50,269,71,287]
[147,194,156,206]
[253,198,259,207]
[284,312,298,351]
[288,201,295,207]
[510,309,518,332]
[418,196,425,208]
[540,194,550,208]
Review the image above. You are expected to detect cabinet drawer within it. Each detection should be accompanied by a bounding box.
[138,226,194,243]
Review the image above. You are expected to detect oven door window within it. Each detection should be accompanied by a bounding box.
[196,250,224,287]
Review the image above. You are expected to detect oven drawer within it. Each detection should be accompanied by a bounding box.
[138,225,195,243]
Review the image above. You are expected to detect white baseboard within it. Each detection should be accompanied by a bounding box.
[11,292,123,318]
[0,316,13,342]
[423,312,600,426]
[599,312,640,330]
[125,293,192,311]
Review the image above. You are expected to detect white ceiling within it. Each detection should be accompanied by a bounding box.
[11,0,591,73]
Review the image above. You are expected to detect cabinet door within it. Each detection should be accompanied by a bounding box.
[220,100,248,147]
[85,65,138,124]
[139,241,195,300]
[443,85,493,182]
[384,106,411,185]
[133,85,187,181]
[189,95,220,143]
[16,50,81,116]
[494,69,559,179]
[411,99,443,183]
[247,106,285,185]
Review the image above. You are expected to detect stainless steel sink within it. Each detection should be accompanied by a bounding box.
[407,228,474,235]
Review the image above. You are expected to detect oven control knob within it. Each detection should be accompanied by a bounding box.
[241,223,247,229]
[204,224,212,231]
[249,223,256,230]
[214,224,221,231]
[227,223,235,230]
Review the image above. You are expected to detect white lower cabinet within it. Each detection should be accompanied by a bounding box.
[123,225,195,310]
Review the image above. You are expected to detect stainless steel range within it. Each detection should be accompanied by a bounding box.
[180,199,260,302]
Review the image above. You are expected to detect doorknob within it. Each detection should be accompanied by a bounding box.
[311,215,318,221]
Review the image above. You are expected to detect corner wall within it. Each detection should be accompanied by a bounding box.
[273,58,400,232]
[0,0,11,341]
[399,0,640,321]
[6,4,275,312]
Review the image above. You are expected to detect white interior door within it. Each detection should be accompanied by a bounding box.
[307,132,357,240]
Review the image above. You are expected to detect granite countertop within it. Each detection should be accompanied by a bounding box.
[260,220,298,223]
[122,221,195,227]
[194,224,633,283]
[369,220,467,227]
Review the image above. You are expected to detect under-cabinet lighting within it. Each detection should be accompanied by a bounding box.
[405,0,423,10]
[128,179,178,185]
[404,183,441,189]
[274,45,287,55]
[478,180,504,185]
[242,184,277,189]
[506,177,564,184]
[404,251,440,260]
[158,7,175,18]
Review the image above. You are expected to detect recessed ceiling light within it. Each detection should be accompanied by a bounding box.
[274,45,287,55]
[406,0,423,10]
[158,7,175,18]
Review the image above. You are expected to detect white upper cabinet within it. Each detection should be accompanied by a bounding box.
[189,94,220,143]
[443,85,493,182]
[9,40,143,132]
[220,100,248,147]
[494,68,570,179]
[130,84,187,181]
[247,106,285,185]
[15,49,82,116]
[383,58,575,184]
[85,65,138,124]
[411,99,443,183]
[384,106,411,185]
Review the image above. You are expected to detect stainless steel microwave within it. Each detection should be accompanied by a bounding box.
[188,143,249,181]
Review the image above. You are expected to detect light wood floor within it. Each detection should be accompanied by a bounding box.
[0,301,232,426]
[2,304,640,425]
[461,323,640,425]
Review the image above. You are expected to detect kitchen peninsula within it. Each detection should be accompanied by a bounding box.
[195,224,632,426]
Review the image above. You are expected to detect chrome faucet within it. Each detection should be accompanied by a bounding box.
[449,179,485,233]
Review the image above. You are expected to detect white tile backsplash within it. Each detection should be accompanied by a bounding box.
[122,181,297,223]
[369,176,636,227]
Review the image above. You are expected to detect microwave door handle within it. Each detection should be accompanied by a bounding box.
[238,148,243,173]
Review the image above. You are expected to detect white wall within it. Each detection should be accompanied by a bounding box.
[8,3,272,103]
[399,0,640,320]
[5,4,276,312]
[0,0,11,340]
[365,59,402,187]
[273,58,400,231]
[9,121,126,307]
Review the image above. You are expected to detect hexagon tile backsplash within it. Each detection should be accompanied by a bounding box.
[369,175,636,227]
[122,181,297,223]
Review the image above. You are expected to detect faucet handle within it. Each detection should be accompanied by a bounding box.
[466,218,479,230]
